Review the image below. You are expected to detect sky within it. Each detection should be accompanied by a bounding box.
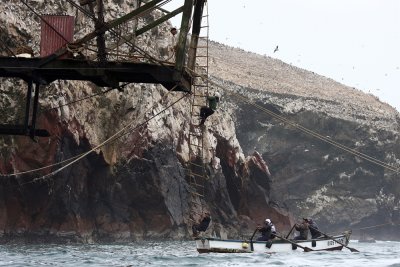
[165,0,400,111]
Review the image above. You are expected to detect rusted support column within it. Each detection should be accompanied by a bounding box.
[187,0,205,72]
[174,0,194,76]
[96,0,108,63]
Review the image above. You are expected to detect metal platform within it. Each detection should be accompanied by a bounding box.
[0,56,192,91]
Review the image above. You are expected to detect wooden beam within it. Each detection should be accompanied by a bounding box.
[136,6,184,36]
[97,5,184,59]
[79,0,95,6]
[75,0,164,45]
[187,0,206,71]
[175,0,194,75]
[95,0,108,62]
[140,0,169,14]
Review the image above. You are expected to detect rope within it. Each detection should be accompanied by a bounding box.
[184,63,400,174]
[0,84,186,181]
[65,0,174,69]
[40,85,122,114]
[27,89,187,185]
[356,222,397,231]
[0,38,16,57]
[20,0,72,44]
[205,77,400,174]
[1,0,190,180]
[19,0,99,57]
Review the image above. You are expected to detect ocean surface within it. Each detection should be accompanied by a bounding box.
[0,240,399,267]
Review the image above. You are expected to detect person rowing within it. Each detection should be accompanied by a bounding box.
[305,218,322,239]
[293,218,309,240]
[256,218,276,241]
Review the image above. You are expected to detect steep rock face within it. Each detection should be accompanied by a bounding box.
[207,43,400,240]
[0,1,289,242]
[1,1,399,242]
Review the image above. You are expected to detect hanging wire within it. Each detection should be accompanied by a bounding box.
[0,84,188,182]
[20,0,71,44]
[25,89,188,185]
[19,0,99,55]
[182,68,400,174]
[39,83,133,114]
[0,37,16,57]
[65,0,175,69]
[356,222,397,231]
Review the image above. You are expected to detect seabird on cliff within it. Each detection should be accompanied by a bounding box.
[273,45,279,53]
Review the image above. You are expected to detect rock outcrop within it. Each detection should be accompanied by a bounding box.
[207,42,400,240]
[0,1,399,242]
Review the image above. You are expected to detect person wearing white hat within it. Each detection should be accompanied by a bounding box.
[256,218,276,241]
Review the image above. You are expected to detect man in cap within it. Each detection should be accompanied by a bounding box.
[306,218,322,239]
[199,92,220,126]
[167,27,179,61]
[294,218,309,240]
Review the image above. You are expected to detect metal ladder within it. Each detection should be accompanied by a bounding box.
[187,0,210,224]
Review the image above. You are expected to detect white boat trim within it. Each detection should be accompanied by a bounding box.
[196,231,352,253]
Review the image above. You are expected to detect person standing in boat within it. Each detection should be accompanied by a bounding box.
[192,212,211,237]
[306,218,322,239]
[293,218,309,240]
[257,218,276,241]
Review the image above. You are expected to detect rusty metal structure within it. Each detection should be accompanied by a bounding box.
[0,0,207,139]
[40,15,75,58]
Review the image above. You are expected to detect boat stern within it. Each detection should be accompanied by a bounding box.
[195,238,252,253]
[195,238,211,253]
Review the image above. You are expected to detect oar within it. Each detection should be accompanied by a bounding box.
[274,233,313,252]
[249,228,258,251]
[285,224,296,239]
[309,226,359,252]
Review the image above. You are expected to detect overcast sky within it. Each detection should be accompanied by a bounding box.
[166,0,400,111]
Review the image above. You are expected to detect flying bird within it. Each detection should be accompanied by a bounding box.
[273,45,279,53]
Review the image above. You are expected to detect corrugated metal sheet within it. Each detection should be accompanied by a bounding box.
[40,15,74,57]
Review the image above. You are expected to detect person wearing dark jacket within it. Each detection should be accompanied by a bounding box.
[294,218,309,240]
[199,92,220,125]
[306,218,322,239]
[192,212,211,237]
[257,218,276,241]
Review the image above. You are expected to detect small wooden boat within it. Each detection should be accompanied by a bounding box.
[195,231,352,253]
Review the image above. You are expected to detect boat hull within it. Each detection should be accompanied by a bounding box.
[196,232,351,253]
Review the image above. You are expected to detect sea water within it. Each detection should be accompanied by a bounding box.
[0,240,399,267]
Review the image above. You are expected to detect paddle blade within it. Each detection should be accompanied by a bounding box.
[349,247,360,253]
[304,247,313,252]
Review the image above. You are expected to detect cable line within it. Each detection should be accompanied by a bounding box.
[0,85,186,181]
[40,85,126,114]
[28,90,187,185]
[65,0,175,69]
[356,222,397,231]
[20,0,72,44]
[205,76,400,174]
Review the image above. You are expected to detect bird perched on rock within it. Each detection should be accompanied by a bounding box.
[274,45,279,53]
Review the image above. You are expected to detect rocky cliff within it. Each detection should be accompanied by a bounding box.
[0,1,399,242]
[208,42,400,240]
